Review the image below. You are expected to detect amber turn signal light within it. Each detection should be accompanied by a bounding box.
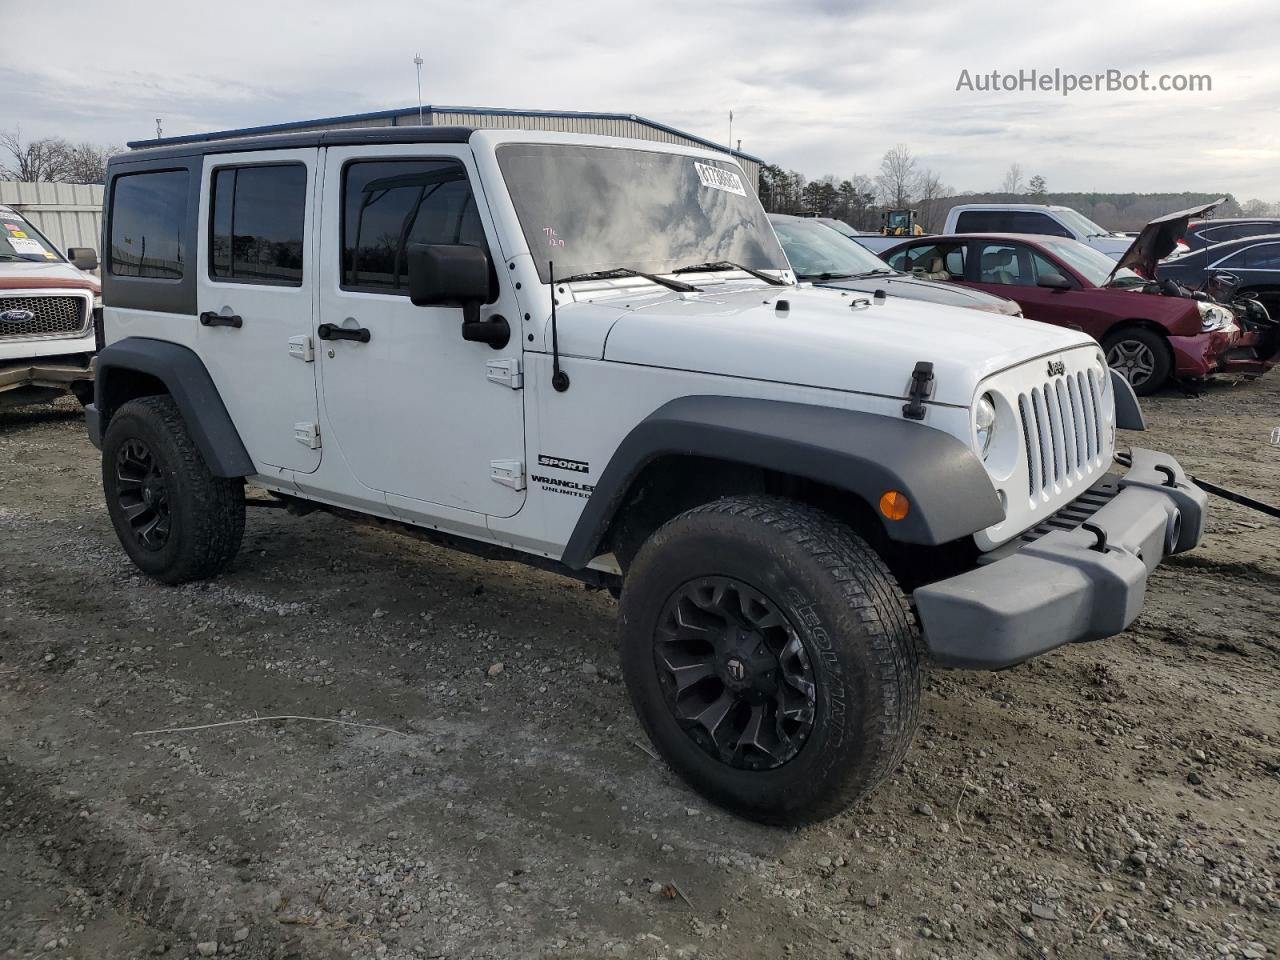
[879,491,910,521]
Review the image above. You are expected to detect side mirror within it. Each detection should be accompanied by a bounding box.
[406,243,508,349]
[1037,272,1072,291]
[67,247,99,272]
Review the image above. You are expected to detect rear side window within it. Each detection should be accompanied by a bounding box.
[955,211,1004,233]
[210,164,307,286]
[1007,212,1073,238]
[1221,242,1280,269]
[341,158,487,293]
[898,242,967,278]
[110,170,189,279]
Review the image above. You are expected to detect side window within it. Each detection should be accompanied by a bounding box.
[901,242,966,278]
[1030,251,1064,280]
[341,158,487,293]
[978,243,1034,285]
[955,211,1001,233]
[885,248,908,270]
[1009,212,1073,238]
[110,169,189,279]
[1244,243,1280,269]
[210,164,306,286]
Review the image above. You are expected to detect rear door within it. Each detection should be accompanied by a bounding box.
[196,150,321,474]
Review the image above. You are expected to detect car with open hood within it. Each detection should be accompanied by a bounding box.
[0,204,100,408]
[769,213,1022,316]
[884,208,1248,395]
[89,126,1205,826]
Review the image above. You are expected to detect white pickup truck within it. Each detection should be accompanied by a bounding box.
[943,203,1133,259]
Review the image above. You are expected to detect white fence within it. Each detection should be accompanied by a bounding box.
[0,181,103,255]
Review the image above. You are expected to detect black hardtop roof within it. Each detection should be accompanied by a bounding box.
[110,126,476,166]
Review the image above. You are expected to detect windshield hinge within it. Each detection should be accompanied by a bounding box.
[902,362,935,421]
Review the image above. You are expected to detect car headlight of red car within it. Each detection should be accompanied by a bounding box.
[1197,301,1236,333]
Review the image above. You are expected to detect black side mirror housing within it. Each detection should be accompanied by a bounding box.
[1037,272,1072,291]
[67,247,99,272]
[406,243,509,349]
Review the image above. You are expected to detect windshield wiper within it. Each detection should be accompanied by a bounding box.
[800,272,857,281]
[671,260,786,285]
[556,267,701,293]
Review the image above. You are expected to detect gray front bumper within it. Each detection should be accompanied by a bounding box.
[914,447,1207,670]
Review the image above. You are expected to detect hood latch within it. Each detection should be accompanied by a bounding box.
[902,361,935,421]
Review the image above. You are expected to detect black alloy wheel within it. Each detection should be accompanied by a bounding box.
[114,437,173,551]
[654,576,816,771]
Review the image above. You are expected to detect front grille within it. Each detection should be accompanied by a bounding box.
[1016,368,1106,495]
[0,295,88,341]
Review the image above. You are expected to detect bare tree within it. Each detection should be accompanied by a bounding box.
[915,168,952,231]
[0,129,70,182]
[1000,163,1024,195]
[876,144,918,209]
[61,141,116,184]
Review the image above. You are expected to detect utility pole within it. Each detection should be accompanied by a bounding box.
[728,110,733,152]
[155,118,163,139]
[413,54,424,125]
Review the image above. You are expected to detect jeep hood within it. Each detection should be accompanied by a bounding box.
[559,284,1095,407]
[1108,198,1225,282]
[814,274,1021,315]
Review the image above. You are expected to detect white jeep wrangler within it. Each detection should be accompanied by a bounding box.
[89,127,1206,824]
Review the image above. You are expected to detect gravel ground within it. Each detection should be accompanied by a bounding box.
[0,379,1277,960]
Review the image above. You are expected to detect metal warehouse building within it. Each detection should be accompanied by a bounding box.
[129,105,764,190]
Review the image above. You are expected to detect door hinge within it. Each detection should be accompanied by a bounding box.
[294,422,321,449]
[486,358,523,389]
[288,335,315,362]
[490,459,525,490]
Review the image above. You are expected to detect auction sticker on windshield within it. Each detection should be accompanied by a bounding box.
[694,161,747,197]
[6,236,46,256]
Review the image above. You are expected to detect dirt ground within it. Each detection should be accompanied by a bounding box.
[1,377,1276,960]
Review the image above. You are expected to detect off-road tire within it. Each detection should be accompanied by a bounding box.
[102,396,245,584]
[619,495,922,825]
[1103,326,1173,396]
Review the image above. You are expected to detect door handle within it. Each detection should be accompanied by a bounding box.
[200,311,243,328]
[317,323,371,343]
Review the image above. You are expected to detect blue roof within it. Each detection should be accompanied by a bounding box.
[128,104,765,164]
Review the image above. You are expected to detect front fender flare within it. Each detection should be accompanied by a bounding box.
[560,395,1003,569]
[91,337,254,477]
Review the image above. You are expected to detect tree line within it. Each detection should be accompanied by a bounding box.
[1,129,118,185]
[758,148,1270,233]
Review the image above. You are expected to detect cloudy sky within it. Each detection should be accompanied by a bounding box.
[5,0,1278,198]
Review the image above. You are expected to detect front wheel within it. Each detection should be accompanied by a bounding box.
[102,395,245,584]
[1104,327,1173,396]
[618,495,922,825]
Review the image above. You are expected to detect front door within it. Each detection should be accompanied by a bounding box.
[316,144,526,520]
[196,149,321,474]
[968,241,1082,330]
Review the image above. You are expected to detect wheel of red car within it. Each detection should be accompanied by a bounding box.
[1103,327,1172,396]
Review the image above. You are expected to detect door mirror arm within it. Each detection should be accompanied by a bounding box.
[407,242,509,348]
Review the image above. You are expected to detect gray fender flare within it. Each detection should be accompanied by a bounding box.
[1109,369,1146,431]
[560,395,1003,569]
[91,337,254,477]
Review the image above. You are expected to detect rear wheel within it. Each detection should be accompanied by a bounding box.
[619,495,922,825]
[102,396,244,584]
[1103,327,1172,396]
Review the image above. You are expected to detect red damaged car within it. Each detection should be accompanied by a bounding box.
[883,207,1275,394]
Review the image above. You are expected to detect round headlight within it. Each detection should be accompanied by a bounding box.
[975,393,997,458]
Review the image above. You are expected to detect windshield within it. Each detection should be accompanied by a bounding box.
[496,144,788,284]
[1039,237,1140,285]
[771,219,892,278]
[1053,207,1111,238]
[0,206,62,261]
